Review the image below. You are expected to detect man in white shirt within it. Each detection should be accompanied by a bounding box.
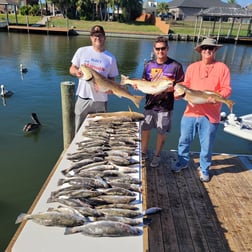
[69,25,119,133]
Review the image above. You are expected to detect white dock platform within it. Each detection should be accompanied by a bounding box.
[7,115,143,252]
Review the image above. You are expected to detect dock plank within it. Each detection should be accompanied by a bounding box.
[143,151,252,252]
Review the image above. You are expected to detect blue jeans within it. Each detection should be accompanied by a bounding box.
[177,116,219,176]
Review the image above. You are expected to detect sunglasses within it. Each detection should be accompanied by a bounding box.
[155,47,167,51]
[201,45,215,51]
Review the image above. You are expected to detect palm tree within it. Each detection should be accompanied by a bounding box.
[156,1,169,17]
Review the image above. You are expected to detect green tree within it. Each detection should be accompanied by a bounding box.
[20,5,32,15]
[156,2,168,16]
[51,0,77,18]
[120,0,142,22]
[227,0,236,4]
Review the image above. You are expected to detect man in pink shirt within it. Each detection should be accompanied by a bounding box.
[172,38,232,182]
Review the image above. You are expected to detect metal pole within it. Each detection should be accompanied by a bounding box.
[61,81,75,149]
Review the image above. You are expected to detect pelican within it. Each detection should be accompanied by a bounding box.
[1,84,13,97]
[20,64,28,73]
[23,113,41,133]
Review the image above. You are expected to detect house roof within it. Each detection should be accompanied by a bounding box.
[198,7,252,18]
[167,0,238,9]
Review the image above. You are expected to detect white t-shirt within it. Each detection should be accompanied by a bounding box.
[71,46,119,101]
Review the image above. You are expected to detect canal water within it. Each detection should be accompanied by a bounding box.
[0,32,251,251]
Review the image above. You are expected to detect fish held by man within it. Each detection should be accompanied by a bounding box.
[174,83,234,112]
[80,65,144,108]
[120,74,174,95]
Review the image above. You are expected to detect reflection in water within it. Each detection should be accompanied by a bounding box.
[2,96,6,106]
[23,128,42,142]
[221,44,252,73]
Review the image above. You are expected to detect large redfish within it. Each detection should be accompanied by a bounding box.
[120,74,174,94]
[174,83,234,112]
[80,65,143,108]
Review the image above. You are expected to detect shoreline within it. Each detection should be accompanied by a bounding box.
[2,24,252,44]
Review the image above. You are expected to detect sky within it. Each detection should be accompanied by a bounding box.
[222,0,252,7]
[163,1,252,7]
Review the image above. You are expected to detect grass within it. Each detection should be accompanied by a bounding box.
[0,14,250,37]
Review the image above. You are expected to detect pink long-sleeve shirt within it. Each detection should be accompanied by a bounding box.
[182,61,232,123]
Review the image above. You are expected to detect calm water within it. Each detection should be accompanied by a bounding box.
[0,32,252,250]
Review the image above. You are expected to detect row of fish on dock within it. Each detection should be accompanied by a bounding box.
[15,112,161,237]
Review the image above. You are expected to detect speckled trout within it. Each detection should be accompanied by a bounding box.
[120,74,174,94]
[80,65,143,108]
[64,220,142,237]
[174,83,234,112]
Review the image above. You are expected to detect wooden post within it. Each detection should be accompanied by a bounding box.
[61,81,75,149]
[197,16,203,42]
[217,18,222,42]
[235,19,242,44]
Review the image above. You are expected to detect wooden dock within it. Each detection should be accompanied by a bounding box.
[142,150,252,252]
[6,25,77,36]
[6,111,252,251]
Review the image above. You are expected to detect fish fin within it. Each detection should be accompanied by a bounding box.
[226,100,235,113]
[132,95,144,108]
[46,196,56,203]
[143,217,152,226]
[128,106,132,112]
[64,227,74,235]
[64,226,81,235]
[57,178,65,186]
[120,74,128,85]
[142,207,162,216]
[15,213,29,224]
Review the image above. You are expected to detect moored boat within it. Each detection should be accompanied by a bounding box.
[220,112,252,141]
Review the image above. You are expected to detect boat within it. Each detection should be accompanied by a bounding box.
[220,112,252,141]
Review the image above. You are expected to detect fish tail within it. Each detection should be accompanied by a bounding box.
[64,226,80,235]
[15,213,29,224]
[120,74,129,85]
[46,196,56,203]
[57,178,65,186]
[142,207,162,216]
[226,100,235,112]
[132,95,144,108]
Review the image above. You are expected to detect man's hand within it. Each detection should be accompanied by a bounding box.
[76,69,83,78]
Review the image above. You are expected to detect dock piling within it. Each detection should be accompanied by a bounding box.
[61,81,75,149]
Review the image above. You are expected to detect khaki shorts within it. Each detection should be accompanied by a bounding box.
[75,97,107,133]
[141,109,172,134]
